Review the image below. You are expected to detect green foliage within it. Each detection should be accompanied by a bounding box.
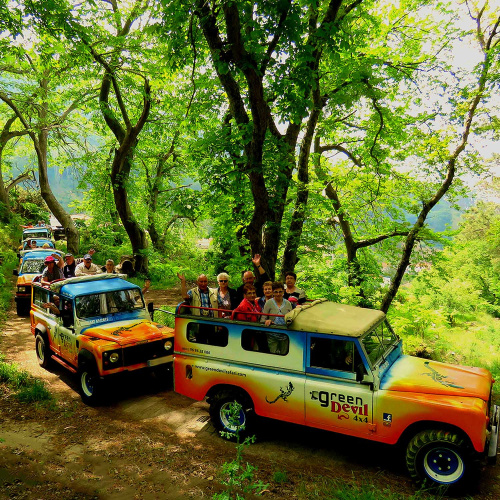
[214,401,268,500]
[0,218,22,319]
[388,200,500,401]
[152,307,176,329]
[9,189,50,224]
[0,354,53,403]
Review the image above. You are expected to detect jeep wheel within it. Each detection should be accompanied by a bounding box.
[35,334,51,369]
[406,429,476,491]
[16,300,29,316]
[78,363,102,406]
[209,391,254,439]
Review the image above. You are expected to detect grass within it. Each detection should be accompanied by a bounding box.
[0,353,53,403]
[296,477,452,500]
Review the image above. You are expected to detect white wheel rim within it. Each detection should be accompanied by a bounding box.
[81,372,94,397]
[36,339,44,362]
[423,446,464,484]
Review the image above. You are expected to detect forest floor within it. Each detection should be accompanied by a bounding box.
[0,287,499,499]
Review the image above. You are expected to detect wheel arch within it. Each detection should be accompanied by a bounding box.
[78,349,98,371]
[34,323,48,337]
[397,420,474,450]
[206,384,254,408]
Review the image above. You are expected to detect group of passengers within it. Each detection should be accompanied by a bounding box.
[39,250,151,295]
[40,250,111,284]
[177,254,307,324]
[41,249,103,285]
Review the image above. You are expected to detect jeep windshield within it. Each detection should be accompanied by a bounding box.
[361,320,399,366]
[75,289,145,319]
[23,230,49,239]
[21,259,45,274]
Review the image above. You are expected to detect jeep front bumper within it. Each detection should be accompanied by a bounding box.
[147,355,173,367]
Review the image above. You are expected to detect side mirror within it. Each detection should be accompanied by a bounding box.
[13,269,18,276]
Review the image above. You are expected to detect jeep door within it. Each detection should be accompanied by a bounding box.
[239,327,306,425]
[32,286,61,355]
[57,298,78,367]
[305,334,374,437]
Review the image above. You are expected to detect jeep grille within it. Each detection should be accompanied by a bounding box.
[122,339,171,367]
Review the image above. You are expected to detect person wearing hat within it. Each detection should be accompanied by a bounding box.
[41,255,64,285]
[63,249,95,278]
[75,253,103,276]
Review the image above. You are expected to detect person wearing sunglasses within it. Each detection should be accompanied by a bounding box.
[216,272,238,318]
[75,254,103,276]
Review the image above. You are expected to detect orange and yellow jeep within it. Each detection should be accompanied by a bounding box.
[31,274,174,405]
[173,299,499,491]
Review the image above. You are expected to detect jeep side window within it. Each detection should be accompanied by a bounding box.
[310,337,360,372]
[33,286,50,307]
[186,323,228,347]
[241,329,289,355]
[61,298,74,328]
[75,294,101,318]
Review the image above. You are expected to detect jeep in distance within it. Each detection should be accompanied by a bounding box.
[14,249,65,316]
[173,299,499,490]
[31,274,174,404]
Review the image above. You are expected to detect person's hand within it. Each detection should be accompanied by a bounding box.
[177,272,185,281]
[265,319,272,326]
[252,254,261,267]
[345,354,353,365]
[88,248,96,256]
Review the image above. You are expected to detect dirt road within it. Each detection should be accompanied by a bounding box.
[1,291,499,499]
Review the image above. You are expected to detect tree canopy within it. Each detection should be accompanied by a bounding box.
[0,0,498,310]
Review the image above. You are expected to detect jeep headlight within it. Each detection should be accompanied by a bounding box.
[164,340,173,351]
[17,286,29,294]
[103,351,120,365]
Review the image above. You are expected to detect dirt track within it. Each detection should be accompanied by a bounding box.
[0,290,499,499]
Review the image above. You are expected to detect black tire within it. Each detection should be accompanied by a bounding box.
[406,429,476,491]
[208,390,254,439]
[78,362,102,406]
[16,300,29,317]
[35,334,51,369]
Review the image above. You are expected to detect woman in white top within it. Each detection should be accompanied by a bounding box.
[261,282,292,326]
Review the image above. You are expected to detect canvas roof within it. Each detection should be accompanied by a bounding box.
[285,299,385,337]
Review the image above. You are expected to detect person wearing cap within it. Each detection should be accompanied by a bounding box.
[63,249,95,278]
[41,255,64,285]
[75,253,102,276]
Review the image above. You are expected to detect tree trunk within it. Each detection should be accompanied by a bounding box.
[0,116,28,222]
[111,151,149,273]
[36,113,79,254]
[280,84,326,278]
[0,83,80,251]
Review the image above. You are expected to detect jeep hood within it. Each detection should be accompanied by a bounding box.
[81,320,165,347]
[380,355,492,402]
[17,274,37,285]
